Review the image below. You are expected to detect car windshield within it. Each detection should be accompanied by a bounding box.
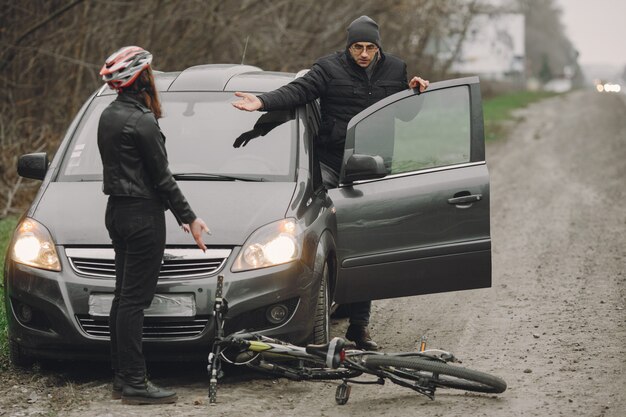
[58,92,297,182]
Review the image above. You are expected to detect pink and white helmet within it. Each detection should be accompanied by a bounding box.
[100,46,152,91]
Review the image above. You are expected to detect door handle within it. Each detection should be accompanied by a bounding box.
[447,194,482,205]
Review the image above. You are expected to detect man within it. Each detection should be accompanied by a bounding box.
[232,15,428,350]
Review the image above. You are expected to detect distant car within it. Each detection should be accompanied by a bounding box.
[4,65,492,366]
[596,82,621,93]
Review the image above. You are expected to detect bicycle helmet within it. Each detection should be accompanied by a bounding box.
[100,46,152,91]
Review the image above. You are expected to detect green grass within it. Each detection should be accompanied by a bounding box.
[482,90,559,141]
[1,216,19,365]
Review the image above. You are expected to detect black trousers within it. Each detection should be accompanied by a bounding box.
[320,161,372,327]
[105,196,166,375]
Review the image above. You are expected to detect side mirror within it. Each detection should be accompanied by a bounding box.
[17,152,48,181]
[343,153,387,183]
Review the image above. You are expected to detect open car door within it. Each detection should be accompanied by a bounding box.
[328,77,491,304]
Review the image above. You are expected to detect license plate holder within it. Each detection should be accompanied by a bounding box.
[88,293,196,317]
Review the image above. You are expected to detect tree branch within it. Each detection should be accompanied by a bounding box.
[0,0,86,73]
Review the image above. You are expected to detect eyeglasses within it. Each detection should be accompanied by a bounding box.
[350,43,379,53]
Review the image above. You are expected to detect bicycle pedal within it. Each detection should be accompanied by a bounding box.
[335,382,351,405]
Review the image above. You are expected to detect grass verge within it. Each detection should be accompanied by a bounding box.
[483,90,560,141]
[1,216,18,366]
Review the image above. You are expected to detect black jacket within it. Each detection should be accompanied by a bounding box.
[97,92,196,225]
[259,50,408,172]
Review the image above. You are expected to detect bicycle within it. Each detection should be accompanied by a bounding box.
[207,275,507,405]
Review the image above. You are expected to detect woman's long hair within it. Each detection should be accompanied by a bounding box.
[128,66,162,119]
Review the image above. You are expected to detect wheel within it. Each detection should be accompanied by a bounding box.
[364,355,507,394]
[365,355,506,394]
[9,339,35,368]
[309,262,330,344]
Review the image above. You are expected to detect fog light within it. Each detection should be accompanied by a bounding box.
[266,304,289,324]
[18,303,33,323]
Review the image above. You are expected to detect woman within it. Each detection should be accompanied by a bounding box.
[97,46,209,405]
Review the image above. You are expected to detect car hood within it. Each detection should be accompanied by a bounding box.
[33,181,296,246]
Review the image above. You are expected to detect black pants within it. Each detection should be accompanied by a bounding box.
[320,161,372,328]
[105,196,166,375]
[346,301,371,326]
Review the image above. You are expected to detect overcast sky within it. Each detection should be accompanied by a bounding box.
[558,0,626,68]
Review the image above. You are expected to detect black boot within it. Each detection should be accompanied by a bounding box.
[121,373,177,405]
[345,324,379,351]
[112,373,123,399]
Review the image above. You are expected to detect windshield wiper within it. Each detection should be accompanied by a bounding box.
[173,173,265,182]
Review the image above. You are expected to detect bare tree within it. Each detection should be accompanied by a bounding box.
[0,0,504,216]
[517,0,581,83]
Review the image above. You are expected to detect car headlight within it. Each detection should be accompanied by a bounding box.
[232,218,302,272]
[11,218,61,271]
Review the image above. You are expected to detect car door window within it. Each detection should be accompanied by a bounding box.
[353,86,471,175]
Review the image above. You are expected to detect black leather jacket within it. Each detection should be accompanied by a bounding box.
[97,92,196,225]
[259,50,408,173]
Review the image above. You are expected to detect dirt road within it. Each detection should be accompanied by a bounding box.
[2,89,625,416]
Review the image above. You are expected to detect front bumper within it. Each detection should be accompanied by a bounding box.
[5,246,320,362]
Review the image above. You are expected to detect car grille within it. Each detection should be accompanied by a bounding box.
[76,315,209,339]
[65,248,231,279]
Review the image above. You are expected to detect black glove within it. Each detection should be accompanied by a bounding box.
[233,127,263,148]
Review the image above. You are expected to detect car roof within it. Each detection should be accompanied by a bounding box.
[98,64,298,96]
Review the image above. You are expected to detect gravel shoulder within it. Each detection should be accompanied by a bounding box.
[1,89,625,417]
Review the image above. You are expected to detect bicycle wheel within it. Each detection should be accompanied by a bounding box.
[364,355,507,394]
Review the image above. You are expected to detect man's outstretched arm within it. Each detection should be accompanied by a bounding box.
[232,63,330,112]
[232,92,263,111]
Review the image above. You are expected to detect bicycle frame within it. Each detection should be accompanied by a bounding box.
[206,275,442,403]
[207,275,436,404]
[207,275,329,403]
[206,275,505,405]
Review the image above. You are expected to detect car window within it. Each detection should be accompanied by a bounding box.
[58,92,297,182]
[353,86,471,175]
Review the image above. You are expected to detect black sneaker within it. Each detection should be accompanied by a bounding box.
[345,324,379,351]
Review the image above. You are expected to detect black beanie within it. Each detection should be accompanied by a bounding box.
[346,16,382,49]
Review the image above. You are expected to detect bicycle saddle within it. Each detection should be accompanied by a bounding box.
[306,337,346,368]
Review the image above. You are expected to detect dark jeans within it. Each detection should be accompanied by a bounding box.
[347,300,371,326]
[320,161,372,327]
[105,196,166,375]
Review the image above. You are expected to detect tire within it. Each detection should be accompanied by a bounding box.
[309,262,330,344]
[364,355,507,394]
[9,339,35,368]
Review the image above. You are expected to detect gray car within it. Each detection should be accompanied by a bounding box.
[4,64,491,366]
